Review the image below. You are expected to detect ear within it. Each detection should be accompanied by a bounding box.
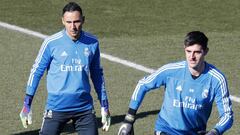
[62,17,65,25]
[204,47,209,55]
[183,45,187,52]
[81,16,85,24]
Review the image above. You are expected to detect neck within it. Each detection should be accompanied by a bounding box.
[71,34,80,41]
[189,62,205,77]
[65,30,81,41]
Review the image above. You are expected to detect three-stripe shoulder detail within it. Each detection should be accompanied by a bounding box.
[132,61,185,100]
[27,32,63,87]
[140,61,185,84]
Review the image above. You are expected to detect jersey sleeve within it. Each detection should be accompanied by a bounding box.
[213,76,233,134]
[26,40,51,96]
[90,42,109,110]
[129,66,167,110]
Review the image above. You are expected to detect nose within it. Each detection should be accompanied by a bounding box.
[190,52,195,59]
[71,22,76,28]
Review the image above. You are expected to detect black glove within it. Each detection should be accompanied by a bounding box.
[205,129,219,135]
[118,114,135,135]
[197,129,219,135]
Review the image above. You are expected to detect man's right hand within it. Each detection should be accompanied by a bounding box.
[19,107,32,128]
[118,114,135,135]
[19,94,33,128]
[118,122,134,135]
[197,129,219,135]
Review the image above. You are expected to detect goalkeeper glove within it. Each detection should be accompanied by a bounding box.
[205,129,219,135]
[197,129,219,135]
[101,99,111,131]
[118,113,135,135]
[101,107,111,131]
[19,94,33,128]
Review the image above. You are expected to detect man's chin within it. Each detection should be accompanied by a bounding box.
[188,63,197,68]
[70,33,79,39]
[70,32,78,36]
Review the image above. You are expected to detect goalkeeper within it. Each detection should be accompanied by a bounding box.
[20,2,111,135]
[118,31,233,135]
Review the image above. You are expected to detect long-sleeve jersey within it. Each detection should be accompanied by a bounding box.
[129,61,233,135]
[26,29,109,112]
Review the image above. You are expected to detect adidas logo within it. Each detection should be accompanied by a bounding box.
[61,51,68,57]
[176,85,182,91]
[189,88,194,93]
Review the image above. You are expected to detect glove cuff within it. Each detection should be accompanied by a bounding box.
[124,113,135,124]
[101,99,109,111]
[101,107,109,115]
[24,94,33,107]
[210,128,219,135]
[123,108,137,124]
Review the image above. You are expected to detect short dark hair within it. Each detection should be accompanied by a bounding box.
[62,2,83,16]
[184,31,208,51]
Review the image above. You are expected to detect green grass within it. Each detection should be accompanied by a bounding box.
[0,0,240,134]
[1,0,240,36]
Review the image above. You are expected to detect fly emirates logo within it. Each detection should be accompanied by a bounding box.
[61,58,85,72]
[173,96,203,110]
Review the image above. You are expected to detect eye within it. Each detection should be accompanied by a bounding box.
[66,21,72,24]
[73,20,81,23]
[194,51,202,54]
[186,50,191,53]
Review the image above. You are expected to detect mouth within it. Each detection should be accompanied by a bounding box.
[189,60,197,64]
[71,30,78,34]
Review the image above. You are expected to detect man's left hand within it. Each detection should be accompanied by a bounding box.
[205,129,219,135]
[197,129,219,135]
[101,107,111,131]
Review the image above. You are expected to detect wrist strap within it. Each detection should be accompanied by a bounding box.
[124,113,135,124]
[210,128,219,135]
[24,94,33,106]
[101,99,109,111]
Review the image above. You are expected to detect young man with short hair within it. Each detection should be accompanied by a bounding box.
[20,2,111,135]
[118,31,233,135]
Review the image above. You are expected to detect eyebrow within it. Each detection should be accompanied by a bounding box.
[185,49,202,53]
[65,20,81,23]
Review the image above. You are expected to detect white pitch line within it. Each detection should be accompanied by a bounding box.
[0,22,48,39]
[1,21,239,103]
[100,53,155,74]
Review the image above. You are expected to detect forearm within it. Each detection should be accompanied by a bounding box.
[90,67,109,108]
[92,77,109,109]
[214,112,233,134]
[26,74,42,95]
[129,84,148,110]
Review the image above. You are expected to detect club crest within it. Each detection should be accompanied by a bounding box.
[202,89,209,99]
[84,48,90,57]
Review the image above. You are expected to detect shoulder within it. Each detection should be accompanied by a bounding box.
[207,63,226,81]
[80,31,99,45]
[43,31,64,45]
[159,61,186,71]
[149,61,186,78]
[38,31,64,52]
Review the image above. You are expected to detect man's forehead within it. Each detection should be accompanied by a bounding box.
[63,11,82,18]
[185,44,204,50]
